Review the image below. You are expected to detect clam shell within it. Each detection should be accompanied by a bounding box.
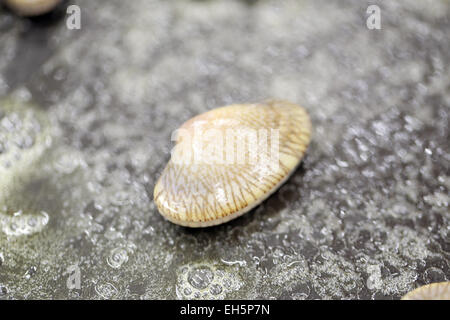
[5,0,61,17]
[401,282,450,300]
[154,100,311,227]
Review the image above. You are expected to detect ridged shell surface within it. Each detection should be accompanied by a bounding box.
[401,282,450,300]
[154,100,311,227]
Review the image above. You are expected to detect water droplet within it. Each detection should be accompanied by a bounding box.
[183,287,192,296]
[110,191,131,206]
[292,292,308,300]
[1,114,18,132]
[210,284,222,295]
[215,269,225,277]
[24,266,37,279]
[423,267,446,283]
[95,282,119,299]
[0,285,7,296]
[27,216,37,227]
[188,266,214,290]
[223,278,232,288]
[180,266,189,274]
[14,135,34,149]
[54,151,84,174]
[336,159,349,168]
[107,247,129,269]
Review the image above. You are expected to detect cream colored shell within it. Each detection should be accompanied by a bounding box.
[401,282,450,300]
[4,0,61,16]
[154,100,311,227]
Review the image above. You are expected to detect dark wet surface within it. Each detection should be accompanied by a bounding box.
[0,0,449,299]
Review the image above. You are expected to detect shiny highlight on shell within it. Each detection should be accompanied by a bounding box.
[154,100,311,227]
[401,282,450,300]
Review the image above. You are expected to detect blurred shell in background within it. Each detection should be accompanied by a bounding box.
[4,0,61,16]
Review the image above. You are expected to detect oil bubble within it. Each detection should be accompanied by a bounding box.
[210,284,223,295]
[95,282,119,299]
[183,287,192,296]
[107,247,129,269]
[188,266,214,290]
[176,261,243,300]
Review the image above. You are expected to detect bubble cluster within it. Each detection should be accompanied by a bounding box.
[0,99,52,207]
[188,266,214,290]
[0,99,51,171]
[0,210,49,237]
[176,262,243,300]
[95,282,119,299]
